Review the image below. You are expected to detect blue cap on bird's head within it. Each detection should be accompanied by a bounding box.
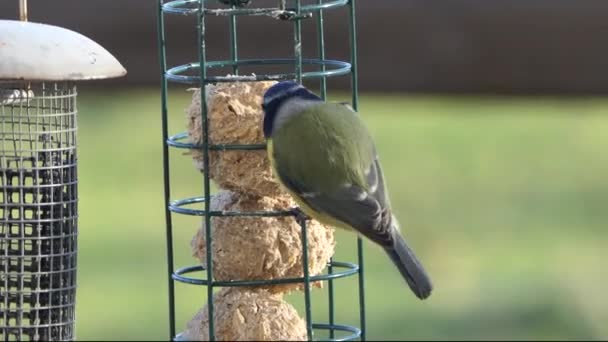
[262,80,321,138]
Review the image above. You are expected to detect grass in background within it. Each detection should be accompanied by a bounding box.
[74,87,607,340]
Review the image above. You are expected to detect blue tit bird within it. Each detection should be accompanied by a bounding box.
[262,80,433,300]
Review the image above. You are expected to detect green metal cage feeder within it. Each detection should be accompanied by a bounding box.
[157,0,365,340]
[0,2,126,340]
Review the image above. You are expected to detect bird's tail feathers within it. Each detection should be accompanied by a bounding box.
[384,217,433,300]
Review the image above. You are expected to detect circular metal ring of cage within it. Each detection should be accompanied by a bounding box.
[162,0,349,17]
[312,323,362,342]
[165,58,351,84]
[169,195,294,217]
[172,261,359,287]
[173,323,360,341]
[167,131,266,151]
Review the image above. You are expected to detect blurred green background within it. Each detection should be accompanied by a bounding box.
[2,1,608,341]
[74,87,608,340]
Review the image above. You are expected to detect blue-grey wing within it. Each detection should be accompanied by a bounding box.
[278,155,394,247]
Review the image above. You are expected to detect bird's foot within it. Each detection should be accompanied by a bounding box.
[290,207,311,225]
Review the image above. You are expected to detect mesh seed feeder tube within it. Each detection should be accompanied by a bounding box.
[0,3,126,340]
[158,0,365,341]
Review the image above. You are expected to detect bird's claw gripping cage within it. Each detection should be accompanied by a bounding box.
[157,0,365,341]
[0,8,126,340]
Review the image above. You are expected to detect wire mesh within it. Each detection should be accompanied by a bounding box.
[0,82,78,341]
[157,1,364,341]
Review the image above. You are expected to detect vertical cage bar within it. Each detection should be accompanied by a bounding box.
[156,0,177,339]
[316,1,327,99]
[293,2,313,340]
[348,0,359,111]
[299,217,313,342]
[294,0,303,84]
[229,8,239,75]
[197,1,215,341]
[348,0,366,340]
[315,1,334,339]
[0,81,78,341]
[356,238,366,340]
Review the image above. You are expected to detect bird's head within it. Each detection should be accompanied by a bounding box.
[262,80,321,138]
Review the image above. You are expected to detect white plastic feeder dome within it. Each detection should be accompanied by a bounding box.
[0,20,126,82]
[0,18,125,341]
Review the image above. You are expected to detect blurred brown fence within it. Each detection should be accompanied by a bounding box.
[2,0,608,94]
